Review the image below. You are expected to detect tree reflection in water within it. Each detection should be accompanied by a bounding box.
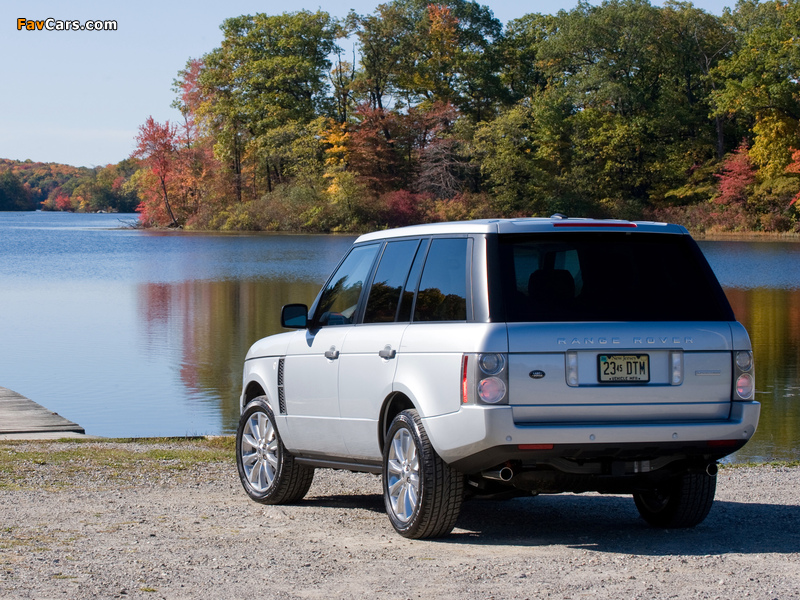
[726,287,800,462]
[138,278,321,433]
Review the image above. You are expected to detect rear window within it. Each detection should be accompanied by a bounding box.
[496,232,734,322]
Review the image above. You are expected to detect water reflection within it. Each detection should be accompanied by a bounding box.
[725,287,800,462]
[138,278,322,433]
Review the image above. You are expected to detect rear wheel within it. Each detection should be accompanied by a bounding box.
[236,397,314,504]
[633,471,716,528]
[382,409,463,539]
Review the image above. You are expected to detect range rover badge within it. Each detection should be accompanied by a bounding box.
[529,370,546,379]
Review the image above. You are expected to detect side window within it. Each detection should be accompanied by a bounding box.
[363,240,421,323]
[397,239,430,322]
[314,244,380,327]
[413,238,469,322]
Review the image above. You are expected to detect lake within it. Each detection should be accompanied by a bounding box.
[1,212,797,463]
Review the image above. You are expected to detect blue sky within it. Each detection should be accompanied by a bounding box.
[1,0,734,168]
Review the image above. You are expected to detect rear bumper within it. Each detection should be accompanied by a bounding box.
[422,401,760,474]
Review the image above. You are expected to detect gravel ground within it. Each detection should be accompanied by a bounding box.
[0,440,798,600]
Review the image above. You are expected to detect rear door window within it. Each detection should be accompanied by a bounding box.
[413,238,469,322]
[363,239,422,323]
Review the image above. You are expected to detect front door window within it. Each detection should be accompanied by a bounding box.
[314,244,380,327]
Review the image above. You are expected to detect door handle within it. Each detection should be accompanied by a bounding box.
[324,346,340,360]
[378,345,396,359]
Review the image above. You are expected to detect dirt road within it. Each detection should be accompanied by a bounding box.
[1,440,798,599]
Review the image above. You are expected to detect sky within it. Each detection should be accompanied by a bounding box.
[1,0,735,168]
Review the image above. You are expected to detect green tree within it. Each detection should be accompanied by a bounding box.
[499,13,557,101]
[353,0,504,120]
[350,5,407,111]
[713,0,800,176]
[471,100,554,215]
[0,169,34,211]
[197,11,341,201]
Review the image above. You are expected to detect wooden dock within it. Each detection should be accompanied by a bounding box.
[0,387,86,439]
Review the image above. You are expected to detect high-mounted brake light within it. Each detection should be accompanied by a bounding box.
[552,222,637,228]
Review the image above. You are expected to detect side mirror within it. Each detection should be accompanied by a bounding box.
[281,304,308,329]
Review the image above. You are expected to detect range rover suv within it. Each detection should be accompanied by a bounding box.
[235,217,760,539]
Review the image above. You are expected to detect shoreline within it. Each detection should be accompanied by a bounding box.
[9,210,800,239]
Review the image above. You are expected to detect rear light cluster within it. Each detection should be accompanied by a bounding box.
[734,350,754,400]
[461,353,509,405]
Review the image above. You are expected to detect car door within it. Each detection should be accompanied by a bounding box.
[282,243,381,456]
[338,238,428,460]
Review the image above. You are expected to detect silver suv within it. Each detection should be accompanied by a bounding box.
[235,217,760,538]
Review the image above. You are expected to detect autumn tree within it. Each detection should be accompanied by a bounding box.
[785,148,800,207]
[133,117,180,227]
[348,105,410,193]
[707,140,757,229]
[172,58,222,221]
[413,102,471,199]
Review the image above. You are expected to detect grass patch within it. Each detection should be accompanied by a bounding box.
[721,459,800,469]
[0,437,235,490]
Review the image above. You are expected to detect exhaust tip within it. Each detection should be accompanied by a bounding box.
[482,466,515,482]
[706,463,718,477]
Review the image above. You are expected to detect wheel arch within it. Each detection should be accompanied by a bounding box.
[378,392,416,454]
[242,381,267,411]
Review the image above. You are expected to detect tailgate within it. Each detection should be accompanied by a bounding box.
[506,322,734,424]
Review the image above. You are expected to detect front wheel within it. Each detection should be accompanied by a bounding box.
[633,471,716,528]
[236,397,314,504]
[382,409,463,539]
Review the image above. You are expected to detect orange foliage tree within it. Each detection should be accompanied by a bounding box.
[132,117,180,227]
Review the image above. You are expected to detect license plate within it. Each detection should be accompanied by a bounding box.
[598,354,650,383]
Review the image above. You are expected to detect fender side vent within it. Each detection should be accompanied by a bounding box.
[277,358,286,414]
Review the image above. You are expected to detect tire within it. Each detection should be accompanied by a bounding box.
[633,471,717,528]
[382,409,464,539]
[236,397,314,504]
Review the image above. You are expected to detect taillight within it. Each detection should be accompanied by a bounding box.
[736,373,754,399]
[461,355,469,404]
[461,353,509,405]
[478,376,507,404]
[733,350,754,400]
